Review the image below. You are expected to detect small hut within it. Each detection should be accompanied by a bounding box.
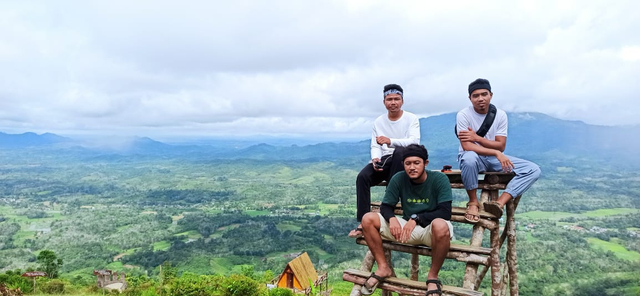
[276,252,319,292]
[93,269,127,292]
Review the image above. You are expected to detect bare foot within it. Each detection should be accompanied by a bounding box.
[465,202,480,223]
[348,225,363,238]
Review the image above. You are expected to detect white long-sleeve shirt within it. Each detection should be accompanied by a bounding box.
[370,111,421,160]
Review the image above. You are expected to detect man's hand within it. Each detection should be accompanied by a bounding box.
[389,217,402,241]
[400,219,416,243]
[371,158,383,172]
[458,127,480,143]
[376,136,391,145]
[496,152,514,172]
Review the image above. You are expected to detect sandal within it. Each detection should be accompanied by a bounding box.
[425,279,442,296]
[361,272,389,295]
[464,202,480,223]
[483,201,504,219]
[348,227,363,238]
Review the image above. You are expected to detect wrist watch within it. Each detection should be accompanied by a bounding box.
[410,214,419,223]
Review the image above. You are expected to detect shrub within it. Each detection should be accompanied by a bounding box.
[220,274,264,296]
[40,279,65,294]
[0,274,33,293]
[169,272,217,296]
[268,288,294,296]
[140,286,159,296]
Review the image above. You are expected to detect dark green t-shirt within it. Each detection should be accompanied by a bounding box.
[382,170,453,220]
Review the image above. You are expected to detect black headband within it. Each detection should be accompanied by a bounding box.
[468,78,491,95]
[403,144,429,161]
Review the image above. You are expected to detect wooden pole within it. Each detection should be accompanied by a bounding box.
[410,254,419,281]
[490,221,501,296]
[350,251,375,296]
[476,196,521,288]
[506,198,518,296]
[381,249,394,296]
[463,189,492,290]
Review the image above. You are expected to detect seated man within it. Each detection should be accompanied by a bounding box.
[350,83,420,238]
[359,144,452,296]
[457,78,541,221]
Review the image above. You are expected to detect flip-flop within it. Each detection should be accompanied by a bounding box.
[361,272,389,295]
[425,278,443,295]
[483,201,504,219]
[464,202,480,223]
[348,227,363,238]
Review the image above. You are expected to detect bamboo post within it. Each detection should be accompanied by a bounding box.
[381,249,394,296]
[506,198,518,296]
[500,263,509,296]
[463,189,492,290]
[350,251,375,296]
[476,196,520,288]
[410,254,419,281]
[490,220,501,296]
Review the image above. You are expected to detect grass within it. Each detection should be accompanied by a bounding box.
[276,222,301,232]
[518,211,577,220]
[105,261,124,269]
[523,232,540,242]
[210,257,234,274]
[586,237,640,262]
[519,208,640,220]
[152,241,171,251]
[174,230,203,239]
[317,203,340,215]
[244,210,270,217]
[583,208,640,217]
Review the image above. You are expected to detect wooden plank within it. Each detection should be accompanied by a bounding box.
[343,269,484,296]
[355,239,490,266]
[370,202,498,220]
[375,170,514,187]
[355,238,492,255]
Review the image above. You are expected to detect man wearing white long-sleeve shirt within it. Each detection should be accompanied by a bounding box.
[349,84,420,238]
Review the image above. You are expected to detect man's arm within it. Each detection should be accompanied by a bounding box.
[389,116,420,147]
[370,128,383,160]
[415,201,452,227]
[457,111,513,171]
[456,111,507,154]
[380,202,396,222]
[459,134,507,155]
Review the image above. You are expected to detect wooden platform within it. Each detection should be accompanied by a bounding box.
[343,269,484,296]
[355,238,491,266]
[345,170,520,296]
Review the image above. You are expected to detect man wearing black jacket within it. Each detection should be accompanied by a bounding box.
[359,144,453,296]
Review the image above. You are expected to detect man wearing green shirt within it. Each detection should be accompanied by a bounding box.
[359,144,453,296]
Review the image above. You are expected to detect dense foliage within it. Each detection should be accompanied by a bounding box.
[0,145,639,295]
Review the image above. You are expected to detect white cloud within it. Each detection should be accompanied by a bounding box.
[620,46,640,61]
[0,0,638,139]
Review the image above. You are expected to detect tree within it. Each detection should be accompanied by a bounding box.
[36,250,63,278]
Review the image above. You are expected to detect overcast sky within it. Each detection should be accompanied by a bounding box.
[0,0,638,140]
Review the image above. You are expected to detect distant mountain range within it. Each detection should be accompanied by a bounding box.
[1,112,639,166]
[0,132,69,147]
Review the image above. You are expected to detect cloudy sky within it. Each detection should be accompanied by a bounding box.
[0,0,638,141]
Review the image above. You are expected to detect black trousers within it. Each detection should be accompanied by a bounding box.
[355,146,406,222]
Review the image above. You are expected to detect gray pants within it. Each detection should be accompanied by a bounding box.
[458,151,541,198]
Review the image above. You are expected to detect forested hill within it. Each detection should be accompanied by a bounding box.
[1,112,638,166]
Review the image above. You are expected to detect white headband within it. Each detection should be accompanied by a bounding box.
[383,89,403,98]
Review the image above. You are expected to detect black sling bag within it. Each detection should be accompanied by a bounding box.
[455,104,497,138]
